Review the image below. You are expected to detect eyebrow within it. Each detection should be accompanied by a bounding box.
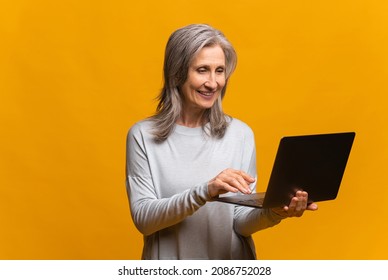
[193,64,225,69]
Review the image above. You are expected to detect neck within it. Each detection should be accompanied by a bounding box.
[176,110,206,128]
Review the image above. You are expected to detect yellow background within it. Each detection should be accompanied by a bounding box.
[1,0,387,259]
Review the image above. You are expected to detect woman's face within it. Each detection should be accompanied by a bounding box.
[180,45,226,114]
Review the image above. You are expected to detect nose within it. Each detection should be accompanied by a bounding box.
[204,73,218,90]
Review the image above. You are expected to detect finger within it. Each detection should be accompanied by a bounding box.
[236,170,255,183]
[294,197,303,215]
[217,180,239,194]
[282,205,289,216]
[284,197,298,216]
[288,196,298,209]
[307,203,318,211]
[234,174,252,193]
[295,191,308,212]
[220,169,252,194]
[290,196,307,217]
[223,175,251,194]
[225,169,255,184]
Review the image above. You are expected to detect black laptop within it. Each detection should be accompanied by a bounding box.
[215,132,355,208]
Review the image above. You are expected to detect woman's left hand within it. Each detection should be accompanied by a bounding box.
[270,191,318,218]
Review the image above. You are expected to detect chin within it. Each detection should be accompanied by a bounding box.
[200,96,219,108]
[200,101,217,110]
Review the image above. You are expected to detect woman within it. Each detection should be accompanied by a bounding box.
[126,24,318,260]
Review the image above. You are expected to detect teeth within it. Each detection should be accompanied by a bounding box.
[198,91,213,96]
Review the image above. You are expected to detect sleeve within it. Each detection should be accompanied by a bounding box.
[125,123,212,236]
[233,126,286,237]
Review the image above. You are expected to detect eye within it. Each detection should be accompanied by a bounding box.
[197,67,207,74]
[216,67,225,74]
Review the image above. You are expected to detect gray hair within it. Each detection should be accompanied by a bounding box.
[150,24,237,141]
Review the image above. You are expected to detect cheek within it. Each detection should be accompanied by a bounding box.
[218,77,226,88]
[191,76,207,88]
[183,76,201,92]
[181,82,199,100]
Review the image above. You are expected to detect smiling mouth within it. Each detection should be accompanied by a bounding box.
[196,90,216,97]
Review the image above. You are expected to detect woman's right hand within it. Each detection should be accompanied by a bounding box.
[207,168,255,198]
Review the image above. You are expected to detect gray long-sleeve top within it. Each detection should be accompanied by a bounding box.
[126,118,284,259]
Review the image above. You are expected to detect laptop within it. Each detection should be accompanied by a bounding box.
[215,132,355,208]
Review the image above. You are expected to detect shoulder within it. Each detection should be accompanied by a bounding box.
[226,117,254,138]
[127,119,155,142]
[222,117,256,154]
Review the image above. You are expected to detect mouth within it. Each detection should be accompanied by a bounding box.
[196,90,216,97]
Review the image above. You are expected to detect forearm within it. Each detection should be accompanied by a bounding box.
[233,207,285,237]
[129,180,210,236]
